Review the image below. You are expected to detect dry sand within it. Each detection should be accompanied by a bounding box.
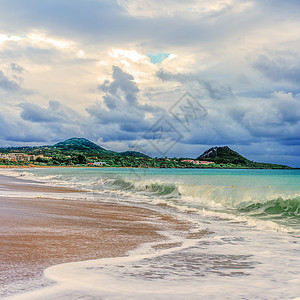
[0,174,189,297]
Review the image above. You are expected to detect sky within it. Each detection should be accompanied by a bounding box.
[0,0,300,167]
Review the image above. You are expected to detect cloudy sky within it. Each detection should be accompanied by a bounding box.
[0,0,300,166]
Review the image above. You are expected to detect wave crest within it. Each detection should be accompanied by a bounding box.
[239,197,300,218]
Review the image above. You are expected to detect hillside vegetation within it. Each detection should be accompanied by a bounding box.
[0,138,291,169]
[197,146,290,169]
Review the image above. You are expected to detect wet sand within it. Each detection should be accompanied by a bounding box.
[0,174,189,297]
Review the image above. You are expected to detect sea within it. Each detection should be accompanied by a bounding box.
[1,167,300,300]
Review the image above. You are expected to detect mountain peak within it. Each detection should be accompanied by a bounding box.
[54,137,107,151]
[53,137,148,157]
[196,146,249,164]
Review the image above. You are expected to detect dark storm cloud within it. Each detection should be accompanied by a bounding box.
[87,66,164,137]
[0,0,299,166]
[0,70,20,91]
[0,0,136,45]
[10,63,24,74]
[0,0,263,48]
[231,92,300,145]
[0,66,164,145]
[157,69,233,101]
[0,112,50,143]
[157,69,234,101]
[0,100,86,143]
[199,80,234,101]
[19,101,65,123]
[253,54,300,84]
[19,100,87,128]
[155,68,300,152]
[166,88,300,154]
[99,66,139,106]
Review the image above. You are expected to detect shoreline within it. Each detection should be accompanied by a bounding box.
[0,165,296,170]
[2,167,299,299]
[0,174,190,298]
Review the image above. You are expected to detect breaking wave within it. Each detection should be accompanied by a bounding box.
[238,196,300,218]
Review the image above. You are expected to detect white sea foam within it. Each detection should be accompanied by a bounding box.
[4,219,300,300]
[2,168,300,299]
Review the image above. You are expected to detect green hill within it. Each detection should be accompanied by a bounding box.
[53,138,114,154]
[197,146,248,164]
[118,150,149,158]
[0,137,148,158]
[197,146,290,168]
[52,138,148,157]
[0,140,290,169]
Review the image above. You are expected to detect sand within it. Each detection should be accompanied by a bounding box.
[0,174,189,297]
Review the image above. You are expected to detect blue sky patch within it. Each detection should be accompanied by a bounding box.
[147,53,170,64]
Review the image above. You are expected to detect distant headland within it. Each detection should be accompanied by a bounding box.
[0,138,292,169]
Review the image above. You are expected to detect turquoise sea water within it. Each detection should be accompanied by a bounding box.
[1,168,300,299]
[8,168,300,232]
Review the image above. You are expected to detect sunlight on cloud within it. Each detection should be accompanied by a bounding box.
[77,50,85,57]
[0,34,22,45]
[107,48,193,79]
[161,50,210,73]
[110,49,150,64]
[95,48,183,108]
[117,0,249,18]
[0,32,72,49]
[108,49,154,82]
[27,33,71,49]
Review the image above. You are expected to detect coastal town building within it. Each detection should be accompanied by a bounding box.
[181,159,215,165]
[0,153,30,161]
[0,153,44,161]
[87,162,107,166]
[92,162,107,166]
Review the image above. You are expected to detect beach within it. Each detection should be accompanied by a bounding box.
[0,173,190,298]
[0,167,299,299]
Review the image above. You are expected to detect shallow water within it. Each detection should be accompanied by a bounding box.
[1,168,300,299]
